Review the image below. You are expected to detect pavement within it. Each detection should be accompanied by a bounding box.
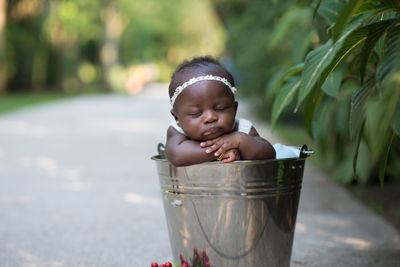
[0,83,399,267]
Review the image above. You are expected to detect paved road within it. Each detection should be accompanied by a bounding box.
[0,83,399,266]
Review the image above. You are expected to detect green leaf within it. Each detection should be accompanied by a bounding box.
[360,19,399,84]
[380,0,400,9]
[297,15,366,109]
[379,131,395,186]
[317,0,344,24]
[332,0,364,42]
[312,97,335,141]
[392,98,400,135]
[376,25,400,83]
[297,40,334,108]
[335,97,350,136]
[269,8,311,49]
[271,77,301,128]
[349,77,377,140]
[353,0,380,16]
[312,0,323,21]
[270,63,303,95]
[319,23,370,87]
[303,88,324,137]
[292,30,315,63]
[321,67,343,98]
[353,123,364,180]
[365,81,400,161]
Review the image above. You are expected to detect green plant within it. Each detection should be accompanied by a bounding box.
[271,0,400,184]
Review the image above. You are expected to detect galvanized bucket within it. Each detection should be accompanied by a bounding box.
[152,145,312,267]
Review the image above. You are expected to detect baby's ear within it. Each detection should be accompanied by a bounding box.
[234,101,238,113]
[170,109,179,122]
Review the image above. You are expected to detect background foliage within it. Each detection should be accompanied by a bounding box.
[212,0,400,184]
[0,0,224,93]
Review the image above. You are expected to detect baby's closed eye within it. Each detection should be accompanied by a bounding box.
[214,105,228,111]
[187,111,202,117]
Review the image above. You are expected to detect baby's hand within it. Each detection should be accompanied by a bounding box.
[220,148,241,163]
[200,132,240,158]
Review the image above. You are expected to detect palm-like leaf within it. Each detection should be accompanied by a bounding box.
[312,97,335,141]
[380,0,400,10]
[333,0,364,42]
[354,0,380,16]
[297,15,366,109]
[319,24,369,87]
[392,100,400,135]
[376,25,400,83]
[271,77,301,127]
[321,67,342,98]
[270,63,303,95]
[317,0,343,24]
[365,84,399,160]
[349,77,376,140]
[360,19,399,83]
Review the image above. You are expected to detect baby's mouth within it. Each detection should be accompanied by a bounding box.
[203,127,220,137]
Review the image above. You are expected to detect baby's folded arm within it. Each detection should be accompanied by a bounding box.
[165,126,217,166]
[238,127,276,160]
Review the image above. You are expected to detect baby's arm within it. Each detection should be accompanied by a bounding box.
[200,127,276,160]
[165,126,218,166]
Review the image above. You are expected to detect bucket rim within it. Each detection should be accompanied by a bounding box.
[150,154,304,166]
[151,144,313,166]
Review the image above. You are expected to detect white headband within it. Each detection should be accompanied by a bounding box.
[170,75,237,106]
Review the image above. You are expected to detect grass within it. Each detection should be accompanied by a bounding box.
[0,91,98,115]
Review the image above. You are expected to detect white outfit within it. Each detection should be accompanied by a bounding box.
[170,118,301,159]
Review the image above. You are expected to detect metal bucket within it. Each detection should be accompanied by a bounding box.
[152,145,312,267]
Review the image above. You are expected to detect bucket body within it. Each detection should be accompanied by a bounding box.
[152,156,306,267]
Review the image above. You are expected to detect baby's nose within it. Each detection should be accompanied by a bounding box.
[203,109,218,123]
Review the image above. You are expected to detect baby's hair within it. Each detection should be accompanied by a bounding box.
[169,56,235,98]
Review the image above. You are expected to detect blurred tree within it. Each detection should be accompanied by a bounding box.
[210,0,313,119]
[0,0,6,92]
[101,2,124,91]
[2,0,225,93]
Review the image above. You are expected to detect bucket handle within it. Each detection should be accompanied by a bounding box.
[157,143,166,156]
[300,144,314,159]
[191,200,269,260]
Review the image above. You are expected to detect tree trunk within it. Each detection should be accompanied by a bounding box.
[100,2,124,92]
[0,0,7,92]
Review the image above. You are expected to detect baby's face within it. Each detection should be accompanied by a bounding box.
[172,79,237,141]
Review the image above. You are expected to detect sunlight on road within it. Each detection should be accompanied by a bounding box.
[18,156,91,192]
[295,223,307,233]
[0,119,48,138]
[17,248,63,267]
[122,193,162,207]
[333,236,372,250]
[91,117,165,134]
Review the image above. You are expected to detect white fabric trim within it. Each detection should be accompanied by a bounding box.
[170,75,237,106]
[237,118,252,134]
[273,143,301,159]
[170,121,186,135]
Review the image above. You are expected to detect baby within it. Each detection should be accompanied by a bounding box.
[165,56,276,166]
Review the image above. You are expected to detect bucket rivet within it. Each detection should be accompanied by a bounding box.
[171,199,183,206]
